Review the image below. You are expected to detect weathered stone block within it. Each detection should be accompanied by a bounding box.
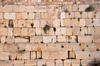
[0,5,3,12]
[26,20,33,27]
[46,60,55,66]
[0,20,6,28]
[79,19,85,27]
[61,12,65,19]
[53,19,60,27]
[26,6,34,12]
[93,19,100,26]
[16,13,21,19]
[79,5,89,11]
[94,27,100,35]
[13,28,21,36]
[43,36,52,43]
[0,52,9,60]
[33,20,40,27]
[63,19,71,27]
[0,28,7,36]
[4,13,16,19]
[6,36,14,44]
[34,13,41,19]
[21,28,29,36]
[28,13,34,19]
[30,36,43,43]
[18,20,26,27]
[14,37,29,43]
[38,60,46,66]
[71,19,78,26]
[36,28,42,35]
[3,5,12,12]
[41,13,47,19]
[42,51,49,59]
[85,19,93,26]
[0,13,3,19]
[82,12,88,18]
[96,12,100,18]
[66,28,72,35]
[21,13,28,19]
[87,12,95,18]
[75,12,80,18]
[61,28,66,35]
[18,5,25,12]
[55,28,61,35]
[22,52,30,60]
[31,51,36,59]
[93,36,100,43]
[29,28,36,36]
[12,5,18,12]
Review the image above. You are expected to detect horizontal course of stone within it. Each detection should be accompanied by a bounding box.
[0,3,100,66]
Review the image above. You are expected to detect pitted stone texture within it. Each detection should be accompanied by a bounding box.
[4,13,16,19]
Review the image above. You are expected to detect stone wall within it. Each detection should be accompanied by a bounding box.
[0,1,100,66]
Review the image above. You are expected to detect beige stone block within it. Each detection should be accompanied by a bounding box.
[82,12,88,18]
[56,60,63,66]
[22,52,30,60]
[46,60,55,66]
[61,28,66,35]
[0,13,3,19]
[34,13,41,19]
[1,36,6,44]
[16,13,22,19]
[63,19,71,27]
[0,20,6,28]
[6,36,14,44]
[38,60,46,66]
[40,20,47,27]
[87,12,95,18]
[42,51,49,59]
[96,12,100,18]
[36,28,42,35]
[48,28,54,36]
[75,12,80,18]
[66,28,72,35]
[80,27,87,36]
[13,28,21,36]
[37,51,42,59]
[26,6,34,12]
[68,5,73,11]
[85,44,96,51]
[3,5,12,12]
[12,20,18,28]
[28,13,34,19]
[41,13,47,19]
[26,20,33,27]
[69,12,75,18]
[70,19,78,26]
[96,44,100,50]
[0,5,3,12]
[87,27,94,35]
[21,28,29,36]
[0,52,9,60]
[14,37,29,43]
[31,52,36,59]
[33,20,40,27]
[22,13,28,19]
[4,13,16,19]
[43,36,52,43]
[75,51,89,59]
[90,51,100,59]
[8,28,13,36]
[0,44,3,52]
[78,36,93,43]
[55,28,61,35]
[49,51,59,59]
[17,44,25,51]
[67,35,78,43]
[65,13,70,18]
[85,19,93,26]
[79,5,89,11]
[93,19,100,26]
[73,4,78,11]
[72,59,80,64]
[61,12,65,19]
[0,28,7,36]
[64,60,71,64]
[25,60,37,65]
[18,20,26,27]
[12,5,18,12]
[81,60,92,64]
[18,5,25,12]
[53,19,60,27]
[34,6,47,12]
[29,28,36,36]
[79,19,85,27]
[5,61,13,66]
[30,36,43,43]
[73,27,80,35]
[14,60,24,66]
[93,36,100,43]
[94,27,100,35]
[58,51,68,59]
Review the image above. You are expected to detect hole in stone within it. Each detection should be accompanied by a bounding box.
[31,23,34,28]
[8,19,13,28]
[9,55,11,60]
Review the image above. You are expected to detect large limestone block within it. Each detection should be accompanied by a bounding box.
[28,13,34,19]
[82,12,88,18]
[3,5,12,12]
[41,13,47,19]
[64,60,71,64]
[42,51,49,59]
[6,36,14,44]
[61,28,66,35]
[30,36,43,43]
[69,12,75,18]
[4,13,16,19]
[34,13,41,19]
[58,51,68,59]
[24,44,31,51]
[61,12,65,19]
[14,60,24,66]
[25,60,37,65]
[12,5,18,12]
[8,28,13,36]
[13,28,21,36]
[18,20,26,27]
[84,44,96,51]
[94,27,100,35]
[5,61,13,66]
[34,6,46,12]
[73,4,78,11]
[22,52,30,60]
[0,52,9,60]
[31,44,40,51]
[26,20,33,27]
[90,51,100,59]
[63,19,71,27]
[31,52,36,59]
[14,37,29,43]
[16,13,22,19]
[0,44,3,52]
[85,19,93,26]
[21,13,28,19]
[80,27,87,36]
[43,36,52,43]
[68,5,73,11]
[46,60,55,66]
[79,19,85,27]
[67,35,78,43]
[66,28,72,35]
[36,28,42,35]
[0,20,6,28]
[75,51,89,59]
[93,19,100,26]
[72,59,80,64]
[1,36,6,44]
[21,28,29,36]
[37,51,42,59]
[87,12,95,18]
[0,28,7,36]
[93,36,100,43]
[0,5,3,12]
[0,13,3,19]
[75,12,80,18]
[55,28,61,35]
[70,19,78,26]
[56,60,63,66]
[87,27,94,35]
[96,12,100,18]
[49,51,59,59]
[26,6,34,12]
[33,20,40,27]
[29,28,36,35]
[78,36,93,43]
[53,19,60,27]
[18,5,25,12]
[79,5,89,11]
[73,27,80,35]
[38,60,46,66]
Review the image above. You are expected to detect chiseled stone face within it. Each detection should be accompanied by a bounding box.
[4,13,16,19]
